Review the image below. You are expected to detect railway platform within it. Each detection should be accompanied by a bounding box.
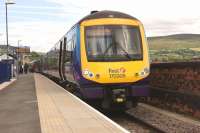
[0,73,128,133]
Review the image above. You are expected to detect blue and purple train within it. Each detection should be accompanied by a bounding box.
[37,10,150,109]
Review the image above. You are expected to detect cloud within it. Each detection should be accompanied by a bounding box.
[0,21,71,52]
[45,0,200,37]
[1,0,200,52]
[145,17,200,36]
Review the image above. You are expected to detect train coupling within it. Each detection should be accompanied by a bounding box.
[102,88,133,109]
[112,89,126,103]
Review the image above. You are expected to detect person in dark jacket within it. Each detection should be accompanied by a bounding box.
[24,63,29,74]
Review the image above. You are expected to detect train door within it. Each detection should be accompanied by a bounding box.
[59,40,63,80]
[70,35,76,82]
[65,28,77,83]
[62,37,67,80]
[65,37,74,82]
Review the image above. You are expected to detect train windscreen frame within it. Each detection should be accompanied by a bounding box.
[85,25,143,62]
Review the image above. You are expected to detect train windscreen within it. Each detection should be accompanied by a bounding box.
[85,25,143,62]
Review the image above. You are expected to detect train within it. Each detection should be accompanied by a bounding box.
[35,10,150,110]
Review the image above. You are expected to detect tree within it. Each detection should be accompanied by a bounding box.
[29,51,41,61]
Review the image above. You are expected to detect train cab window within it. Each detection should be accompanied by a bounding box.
[85,25,143,62]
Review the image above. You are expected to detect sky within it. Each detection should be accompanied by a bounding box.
[0,0,200,52]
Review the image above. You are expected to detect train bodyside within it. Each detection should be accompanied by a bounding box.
[44,42,63,81]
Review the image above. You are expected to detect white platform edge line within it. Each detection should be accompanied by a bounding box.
[0,79,16,91]
[37,74,130,133]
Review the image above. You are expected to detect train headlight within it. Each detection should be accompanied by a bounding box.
[83,70,94,78]
[135,67,150,77]
[83,70,89,75]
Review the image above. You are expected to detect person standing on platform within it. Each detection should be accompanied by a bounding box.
[24,63,29,74]
[19,65,23,74]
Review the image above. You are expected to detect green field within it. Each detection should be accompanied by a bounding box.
[148,34,200,50]
[147,34,200,62]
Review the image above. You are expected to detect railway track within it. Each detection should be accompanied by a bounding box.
[105,111,163,133]
[128,103,200,133]
[123,112,164,133]
[103,103,200,133]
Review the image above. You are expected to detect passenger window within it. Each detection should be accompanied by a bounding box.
[65,40,72,62]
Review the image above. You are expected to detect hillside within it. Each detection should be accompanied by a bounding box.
[147,34,200,50]
[147,34,200,62]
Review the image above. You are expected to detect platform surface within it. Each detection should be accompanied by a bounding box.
[0,74,128,133]
[34,73,128,133]
[0,74,41,133]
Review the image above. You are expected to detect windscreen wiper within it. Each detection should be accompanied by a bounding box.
[117,44,132,60]
[102,42,115,58]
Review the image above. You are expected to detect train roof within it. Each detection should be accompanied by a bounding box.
[78,10,139,24]
[47,11,140,54]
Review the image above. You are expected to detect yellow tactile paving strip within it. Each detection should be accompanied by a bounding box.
[34,74,128,133]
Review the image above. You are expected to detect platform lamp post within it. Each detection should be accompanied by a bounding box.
[17,40,21,78]
[5,0,15,59]
[0,33,3,47]
[0,33,3,44]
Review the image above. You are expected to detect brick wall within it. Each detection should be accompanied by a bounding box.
[150,62,200,96]
[146,62,200,119]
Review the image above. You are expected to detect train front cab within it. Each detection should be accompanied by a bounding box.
[79,18,150,109]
